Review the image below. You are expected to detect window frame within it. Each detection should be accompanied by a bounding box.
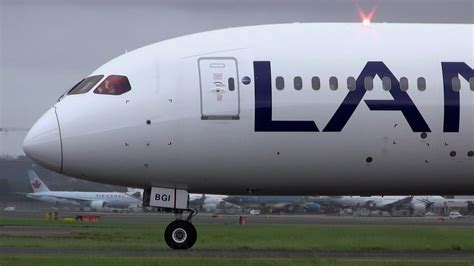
[364,76,373,91]
[311,76,320,90]
[347,76,356,91]
[382,76,392,91]
[275,76,285,90]
[417,77,426,91]
[400,77,409,91]
[451,77,461,92]
[67,75,104,95]
[329,76,338,91]
[294,76,303,90]
[93,75,132,96]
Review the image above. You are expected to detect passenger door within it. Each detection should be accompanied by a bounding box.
[198,58,240,120]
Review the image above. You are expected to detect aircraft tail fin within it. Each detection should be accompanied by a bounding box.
[126,188,143,199]
[27,170,50,193]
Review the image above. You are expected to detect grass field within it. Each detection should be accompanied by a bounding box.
[2,218,474,251]
[1,218,474,265]
[0,257,472,266]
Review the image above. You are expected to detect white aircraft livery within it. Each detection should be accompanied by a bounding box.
[26,170,141,209]
[23,23,474,248]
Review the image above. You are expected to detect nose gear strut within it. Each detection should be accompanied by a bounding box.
[143,187,198,249]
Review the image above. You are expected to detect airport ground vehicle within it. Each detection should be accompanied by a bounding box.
[449,211,463,220]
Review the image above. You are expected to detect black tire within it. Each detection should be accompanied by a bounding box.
[164,220,197,249]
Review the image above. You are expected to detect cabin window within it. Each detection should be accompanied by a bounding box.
[382,76,392,91]
[276,76,285,90]
[417,77,426,91]
[452,77,461,92]
[68,75,104,95]
[470,77,474,91]
[94,75,132,95]
[312,76,320,90]
[400,77,409,91]
[329,77,338,91]
[364,76,373,91]
[347,77,356,91]
[294,76,303,90]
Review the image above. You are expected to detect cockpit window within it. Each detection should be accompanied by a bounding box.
[94,75,131,95]
[67,75,104,95]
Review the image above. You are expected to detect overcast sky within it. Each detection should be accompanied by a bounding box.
[0,0,473,156]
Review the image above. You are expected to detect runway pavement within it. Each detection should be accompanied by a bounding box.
[2,209,474,226]
[1,246,473,261]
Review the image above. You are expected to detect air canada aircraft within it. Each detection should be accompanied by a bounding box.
[23,23,474,249]
[25,170,141,209]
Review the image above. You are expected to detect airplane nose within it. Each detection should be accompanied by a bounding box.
[23,107,62,173]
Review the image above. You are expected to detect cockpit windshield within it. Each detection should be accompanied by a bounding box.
[67,75,104,95]
[94,75,131,95]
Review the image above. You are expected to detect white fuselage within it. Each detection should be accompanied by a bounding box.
[412,196,471,209]
[27,191,141,208]
[24,23,474,195]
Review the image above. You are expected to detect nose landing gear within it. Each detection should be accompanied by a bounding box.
[143,187,198,249]
[165,210,198,249]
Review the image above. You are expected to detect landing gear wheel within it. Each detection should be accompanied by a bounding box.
[164,220,197,249]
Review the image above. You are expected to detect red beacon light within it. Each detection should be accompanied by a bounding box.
[362,18,371,26]
[356,2,378,27]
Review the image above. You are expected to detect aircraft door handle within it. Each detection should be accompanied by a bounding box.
[210,82,227,94]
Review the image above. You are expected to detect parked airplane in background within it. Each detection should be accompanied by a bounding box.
[322,195,473,215]
[23,23,474,248]
[25,170,142,210]
[413,196,472,210]
[126,188,230,213]
[321,196,414,211]
[225,196,321,213]
[126,187,145,199]
[189,194,231,212]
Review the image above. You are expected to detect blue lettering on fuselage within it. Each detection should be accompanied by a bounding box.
[254,61,319,132]
[441,62,474,132]
[324,62,430,132]
[253,61,472,133]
